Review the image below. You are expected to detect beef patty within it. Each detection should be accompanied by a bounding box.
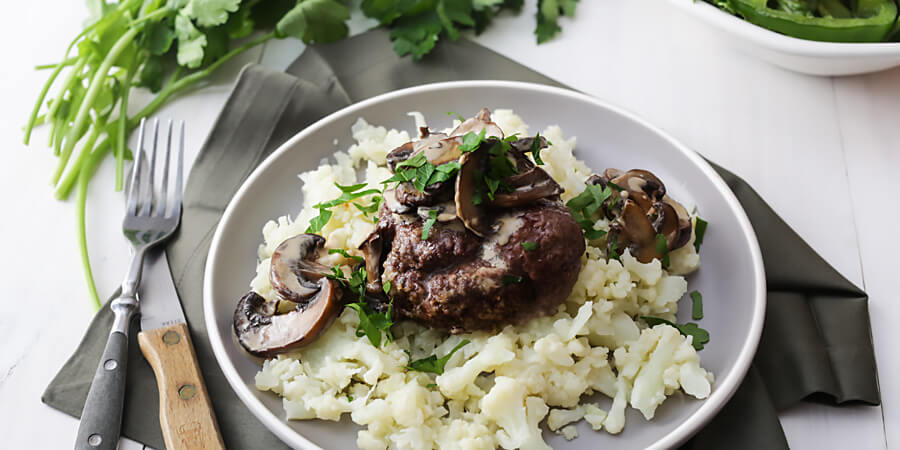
[368,199,585,333]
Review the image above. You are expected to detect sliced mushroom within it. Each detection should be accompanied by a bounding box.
[269,234,329,305]
[233,285,341,357]
[450,108,504,139]
[597,168,693,262]
[491,167,563,208]
[386,142,414,172]
[382,188,412,214]
[610,199,660,263]
[455,147,492,237]
[417,202,458,222]
[359,231,384,293]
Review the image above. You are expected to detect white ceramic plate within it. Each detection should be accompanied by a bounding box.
[666,0,900,76]
[204,81,766,449]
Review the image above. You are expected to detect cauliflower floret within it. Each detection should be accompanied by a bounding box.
[614,325,713,420]
[437,333,516,399]
[547,406,586,431]
[583,404,607,431]
[481,377,550,450]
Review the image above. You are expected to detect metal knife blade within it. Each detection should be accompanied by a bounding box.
[139,248,187,331]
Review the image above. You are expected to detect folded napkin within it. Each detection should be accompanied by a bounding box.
[43,29,879,449]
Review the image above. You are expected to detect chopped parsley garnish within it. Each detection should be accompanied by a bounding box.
[459,129,487,153]
[521,241,538,251]
[690,290,703,320]
[426,383,437,388]
[347,395,354,402]
[422,209,438,240]
[328,265,394,348]
[608,235,621,261]
[383,158,461,193]
[655,234,670,268]
[502,275,524,285]
[566,183,614,240]
[530,132,545,165]
[694,217,708,252]
[407,339,470,374]
[447,111,465,122]
[328,248,364,263]
[641,316,710,351]
[306,183,381,233]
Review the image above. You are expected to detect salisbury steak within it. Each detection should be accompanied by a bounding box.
[369,199,585,333]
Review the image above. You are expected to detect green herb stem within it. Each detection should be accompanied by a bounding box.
[55,31,277,200]
[74,123,107,312]
[54,26,141,185]
[25,24,94,146]
[34,58,79,70]
[116,57,140,191]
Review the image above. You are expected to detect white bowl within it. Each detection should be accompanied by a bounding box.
[667,0,900,76]
[204,81,766,449]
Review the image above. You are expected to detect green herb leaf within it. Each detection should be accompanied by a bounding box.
[328,248,365,263]
[336,182,369,193]
[690,290,703,320]
[655,234,670,268]
[183,0,241,28]
[383,280,392,296]
[447,111,465,121]
[426,383,437,388]
[566,183,614,240]
[175,13,207,69]
[641,316,710,351]
[306,208,333,233]
[694,217,708,253]
[521,241,538,251]
[407,339,470,374]
[535,0,578,43]
[422,209,438,240]
[530,132,545,165]
[396,152,428,169]
[413,163,436,192]
[276,0,351,44]
[459,129,487,152]
[502,274,524,285]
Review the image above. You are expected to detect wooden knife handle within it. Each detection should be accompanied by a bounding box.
[138,323,225,450]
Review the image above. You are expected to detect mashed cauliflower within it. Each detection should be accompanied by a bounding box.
[251,110,712,449]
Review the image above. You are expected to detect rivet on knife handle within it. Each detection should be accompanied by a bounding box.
[138,322,225,450]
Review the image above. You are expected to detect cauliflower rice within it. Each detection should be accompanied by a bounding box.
[251,110,712,450]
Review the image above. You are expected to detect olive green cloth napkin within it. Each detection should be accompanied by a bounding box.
[43,29,879,449]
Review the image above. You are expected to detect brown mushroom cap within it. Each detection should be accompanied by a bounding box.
[492,167,563,208]
[455,146,493,237]
[269,234,330,305]
[450,108,504,139]
[596,169,693,263]
[233,284,342,357]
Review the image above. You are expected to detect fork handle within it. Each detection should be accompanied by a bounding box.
[74,296,137,450]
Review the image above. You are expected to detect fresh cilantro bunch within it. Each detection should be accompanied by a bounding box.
[364,0,580,59]
[26,0,579,311]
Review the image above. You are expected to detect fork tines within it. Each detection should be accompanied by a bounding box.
[126,118,185,218]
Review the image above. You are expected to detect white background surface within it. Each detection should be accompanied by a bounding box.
[0,1,895,449]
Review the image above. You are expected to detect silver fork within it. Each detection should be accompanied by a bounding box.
[74,118,184,450]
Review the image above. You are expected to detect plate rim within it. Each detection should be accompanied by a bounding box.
[203,80,767,450]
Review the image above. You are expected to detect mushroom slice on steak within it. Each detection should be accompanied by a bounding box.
[492,167,563,208]
[417,202,458,222]
[450,108,504,139]
[269,234,330,306]
[233,284,341,357]
[455,147,492,237]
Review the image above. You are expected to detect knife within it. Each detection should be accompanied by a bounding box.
[137,248,225,450]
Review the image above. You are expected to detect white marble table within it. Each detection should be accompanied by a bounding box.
[0,1,895,449]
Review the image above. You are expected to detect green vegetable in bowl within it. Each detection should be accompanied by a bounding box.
[706,0,900,42]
